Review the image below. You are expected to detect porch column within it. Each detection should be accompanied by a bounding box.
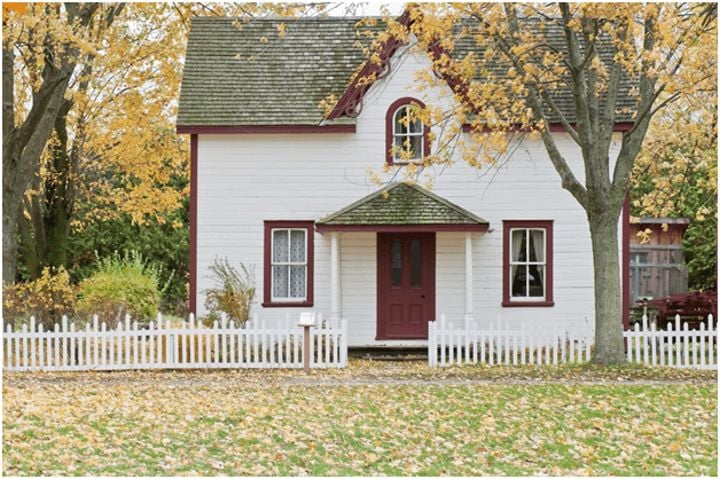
[464,232,474,322]
[330,232,342,322]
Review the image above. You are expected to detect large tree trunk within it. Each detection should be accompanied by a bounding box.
[43,103,73,269]
[2,184,22,282]
[587,206,626,364]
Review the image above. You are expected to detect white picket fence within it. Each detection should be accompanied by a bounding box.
[3,313,348,372]
[625,314,716,370]
[428,314,718,369]
[428,315,593,367]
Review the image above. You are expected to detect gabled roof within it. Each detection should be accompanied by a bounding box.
[178,15,637,130]
[315,182,489,232]
[177,17,379,128]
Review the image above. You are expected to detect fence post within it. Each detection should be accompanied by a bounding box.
[641,314,649,366]
[682,320,689,367]
[650,319,657,366]
[340,319,348,368]
[428,319,435,367]
[708,315,715,367]
[29,316,36,370]
[168,329,176,368]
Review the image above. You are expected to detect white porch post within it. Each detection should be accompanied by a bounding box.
[330,232,342,322]
[464,232,474,322]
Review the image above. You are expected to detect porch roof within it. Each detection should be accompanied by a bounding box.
[315,182,489,233]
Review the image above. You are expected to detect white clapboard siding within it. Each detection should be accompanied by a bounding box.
[429,313,717,369]
[3,313,348,372]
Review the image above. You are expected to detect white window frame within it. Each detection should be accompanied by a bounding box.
[392,104,424,163]
[508,227,547,302]
[270,228,308,302]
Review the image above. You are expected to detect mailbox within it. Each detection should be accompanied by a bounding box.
[298,312,316,327]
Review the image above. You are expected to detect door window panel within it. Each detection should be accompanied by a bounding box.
[391,240,402,286]
[410,239,422,287]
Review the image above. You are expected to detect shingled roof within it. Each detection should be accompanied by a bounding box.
[177,15,637,128]
[315,183,489,229]
[178,17,375,127]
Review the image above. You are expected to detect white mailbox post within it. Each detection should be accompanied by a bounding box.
[298,312,316,373]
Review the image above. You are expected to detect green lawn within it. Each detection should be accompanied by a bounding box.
[3,364,717,476]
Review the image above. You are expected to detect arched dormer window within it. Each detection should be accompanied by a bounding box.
[385,97,430,165]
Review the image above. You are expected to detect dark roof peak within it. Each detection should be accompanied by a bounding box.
[316,182,489,227]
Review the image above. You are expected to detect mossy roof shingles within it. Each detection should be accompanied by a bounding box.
[178,16,637,127]
[178,17,375,126]
[316,183,489,226]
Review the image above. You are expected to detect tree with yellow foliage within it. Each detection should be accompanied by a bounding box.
[3,3,108,282]
[383,3,716,363]
[632,92,717,290]
[5,3,339,283]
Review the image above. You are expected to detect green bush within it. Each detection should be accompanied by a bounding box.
[66,209,189,316]
[76,251,162,327]
[204,258,255,326]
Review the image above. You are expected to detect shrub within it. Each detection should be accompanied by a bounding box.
[76,251,162,327]
[204,258,255,326]
[67,211,189,316]
[2,267,76,329]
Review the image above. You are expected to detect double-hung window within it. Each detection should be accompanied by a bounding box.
[502,220,554,307]
[263,221,314,307]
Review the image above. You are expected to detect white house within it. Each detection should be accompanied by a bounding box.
[177,15,632,347]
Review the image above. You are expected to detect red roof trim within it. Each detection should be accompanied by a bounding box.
[315,224,489,233]
[327,11,414,120]
[177,125,355,135]
[502,220,554,308]
[189,134,198,315]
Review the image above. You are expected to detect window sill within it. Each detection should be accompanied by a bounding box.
[502,300,555,308]
[262,301,314,308]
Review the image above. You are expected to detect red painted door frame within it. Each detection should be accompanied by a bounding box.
[376,233,436,339]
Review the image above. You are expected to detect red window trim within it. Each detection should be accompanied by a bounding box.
[263,220,315,308]
[502,220,554,307]
[385,97,431,165]
[189,134,198,314]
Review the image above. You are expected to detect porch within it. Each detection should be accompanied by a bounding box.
[315,182,489,346]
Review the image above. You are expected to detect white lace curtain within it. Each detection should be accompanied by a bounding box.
[272,229,306,299]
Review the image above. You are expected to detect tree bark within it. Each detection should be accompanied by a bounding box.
[43,101,73,269]
[587,204,626,364]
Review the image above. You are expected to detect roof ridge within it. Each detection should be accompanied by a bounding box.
[316,182,399,224]
[316,181,489,226]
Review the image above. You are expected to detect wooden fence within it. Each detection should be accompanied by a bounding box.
[3,313,348,372]
[625,314,716,370]
[428,315,593,367]
[428,314,717,369]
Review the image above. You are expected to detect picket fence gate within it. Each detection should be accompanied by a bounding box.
[428,315,593,367]
[625,314,716,370]
[3,313,348,372]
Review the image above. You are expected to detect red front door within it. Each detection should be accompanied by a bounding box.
[377,233,436,339]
